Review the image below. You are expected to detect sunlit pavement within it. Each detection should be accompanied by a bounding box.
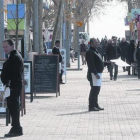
[0,60,140,140]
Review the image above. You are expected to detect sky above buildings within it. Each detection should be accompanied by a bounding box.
[89,0,129,40]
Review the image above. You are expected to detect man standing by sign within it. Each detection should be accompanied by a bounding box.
[52,40,65,84]
[1,39,23,137]
[86,38,105,111]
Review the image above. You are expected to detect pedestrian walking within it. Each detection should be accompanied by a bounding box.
[52,40,65,84]
[80,40,87,65]
[106,38,121,81]
[97,43,103,58]
[70,47,75,63]
[106,39,112,72]
[86,38,105,111]
[126,40,135,75]
[1,39,23,137]
[119,38,129,72]
[134,41,140,79]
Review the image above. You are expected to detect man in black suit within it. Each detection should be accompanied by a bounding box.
[86,38,105,111]
[1,39,23,137]
[52,40,64,84]
[106,39,121,80]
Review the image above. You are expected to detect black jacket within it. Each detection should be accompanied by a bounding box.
[52,47,62,62]
[119,41,129,58]
[86,47,104,76]
[1,50,23,89]
[126,43,135,62]
[106,44,121,61]
[136,47,140,61]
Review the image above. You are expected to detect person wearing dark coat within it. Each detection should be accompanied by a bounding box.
[126,40,135,75]
[80,40,87,65]
[1,39,23,137]
[106,39,121,80]
[97,43,103,58]
[105,39,112,72]
[134,41,140,79]
[119,38,129,71]
[86,38,108,112]
[52,40,64,84]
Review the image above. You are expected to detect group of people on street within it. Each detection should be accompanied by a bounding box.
[97,37,140,80]
[86,37,140,112]
[1,36,140,138]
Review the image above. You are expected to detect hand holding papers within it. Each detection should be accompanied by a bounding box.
[91,73,102,86]
[110,59,130,67]
[3,86,10,99]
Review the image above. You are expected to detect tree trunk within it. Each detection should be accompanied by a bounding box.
[87,19,89,34]
[51,0,63,49]
[25,0,32,52]
[72,23,78,51]
[79,23,85,32]
[38,0,43,54]
[15,0,19,49]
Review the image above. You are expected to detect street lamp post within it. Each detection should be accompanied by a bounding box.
[0,0,5,58]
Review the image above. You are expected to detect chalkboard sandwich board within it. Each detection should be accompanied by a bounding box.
[33,55,60,97]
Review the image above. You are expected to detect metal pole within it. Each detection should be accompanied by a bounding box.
[63,0,70,67]
[0,0,5,58]
[87,18,89,34]
[33,0,39,52]
[15,0,19,49]
[38,0,43,54]
[77,26,80,70]
[128,0,132,40]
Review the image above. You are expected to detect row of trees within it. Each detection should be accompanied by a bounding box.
[44,0,107,51]
[40,0,140,51]
[5,0,140,54]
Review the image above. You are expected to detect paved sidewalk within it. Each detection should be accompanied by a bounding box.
[1,62,140,140]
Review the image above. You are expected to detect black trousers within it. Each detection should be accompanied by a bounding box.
[89,76,101,108]
[60,69,63,83]
[109,64,118,79]
[121,56,126,70]
[126,60,133,75]
[6,85,22,129]
[137,60,140,79]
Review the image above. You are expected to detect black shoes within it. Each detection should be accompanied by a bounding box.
[4,127,23,137]
[114,78,117,81]
[89,107,100,111]
[60,82,65,84]
[89,106,104,111]
[96,106,104,110]
[4,132,23,137]
[110,77,117,81]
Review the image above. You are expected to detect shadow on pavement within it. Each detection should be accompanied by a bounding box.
[0,114,6,119]
[25,96,55,100]
[57,111,89,116]
[127,89,140,91]
[118,75,136,79]
[102,80,110,82]
[67,68,83,71]
[0,137,10,139]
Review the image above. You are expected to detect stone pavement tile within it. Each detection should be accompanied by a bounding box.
[1,64,140,139]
